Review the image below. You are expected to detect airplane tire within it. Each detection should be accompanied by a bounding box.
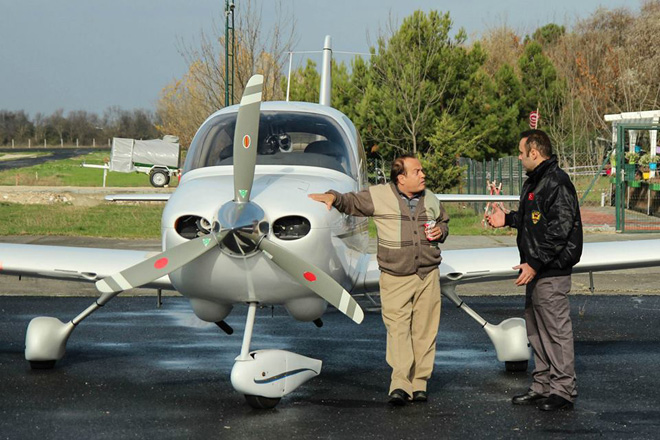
[244,394,281,409]
[505,360,528,372]
[149,170,170,187]
[29,360,56,370]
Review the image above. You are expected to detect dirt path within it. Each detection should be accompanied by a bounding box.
[0,186,172,206]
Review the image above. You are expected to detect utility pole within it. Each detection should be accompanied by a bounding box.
[225,0,235,107]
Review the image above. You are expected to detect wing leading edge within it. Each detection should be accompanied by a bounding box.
[358,239,660,291]
[0,243,173,290]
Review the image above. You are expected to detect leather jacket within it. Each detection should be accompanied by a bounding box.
[505,155,583,278]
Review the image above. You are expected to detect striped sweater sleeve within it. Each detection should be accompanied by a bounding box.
[326,189,375,217]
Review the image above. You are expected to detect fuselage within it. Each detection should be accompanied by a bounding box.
[160,102,370,321]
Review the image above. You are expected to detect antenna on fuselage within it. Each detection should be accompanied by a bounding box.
[319,35,332,106]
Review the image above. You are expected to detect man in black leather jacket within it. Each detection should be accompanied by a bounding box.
[488,129,583,412]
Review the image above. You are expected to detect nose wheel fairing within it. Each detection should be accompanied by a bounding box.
[231,349,322,400]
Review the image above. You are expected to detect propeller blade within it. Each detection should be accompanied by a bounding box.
[95,231,226,302]
[233,74,264,203]
[256,236,364,324]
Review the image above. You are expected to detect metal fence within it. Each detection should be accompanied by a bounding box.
[463,150,660,232]
[370,147,660,232]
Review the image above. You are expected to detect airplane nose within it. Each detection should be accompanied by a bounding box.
[217,201,265,231]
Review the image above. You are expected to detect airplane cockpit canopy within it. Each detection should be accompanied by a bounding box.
[183,110,356,177]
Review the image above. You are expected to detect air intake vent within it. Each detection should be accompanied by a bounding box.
[272,216,311,240]
[175,215,211,239]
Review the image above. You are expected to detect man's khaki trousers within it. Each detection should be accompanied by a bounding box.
[380,269,441,395]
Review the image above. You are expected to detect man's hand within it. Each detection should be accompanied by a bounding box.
[308,193,336,210]
[486,203,506,228]
[513,263,536,286]
[426,225,443,241]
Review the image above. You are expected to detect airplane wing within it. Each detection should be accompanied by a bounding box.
[357,239,660,292]
[0,243,174,290]
[105,194,171,202]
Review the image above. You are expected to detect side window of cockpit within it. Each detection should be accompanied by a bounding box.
[355,131,369,188]
[303,138,353,176]
[183,114,235,171]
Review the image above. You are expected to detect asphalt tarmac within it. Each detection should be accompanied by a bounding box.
[1,295,659,439]
[0,148,102,171]
[1,234,660,439]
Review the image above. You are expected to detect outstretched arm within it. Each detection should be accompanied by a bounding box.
[309,190,375,217]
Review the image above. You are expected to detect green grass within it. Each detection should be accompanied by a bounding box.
[0,151,177,187]
[0,151,516,238]
[0,202,163,238]
[570,174,613,204]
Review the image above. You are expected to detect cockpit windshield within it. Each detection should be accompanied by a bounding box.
[183,110,355,177]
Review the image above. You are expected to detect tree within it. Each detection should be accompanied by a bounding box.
[286,59,320,103]
[0,111,33,145]
[365,11,461,157]
[479,25,523,78]
[103,107,159,140]
[284,58,362,120]
[358,10,489,190]
[47,109,68,144]
[157,0,296,147]
[532,23,566,47]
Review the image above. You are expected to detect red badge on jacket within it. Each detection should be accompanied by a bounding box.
[528,193,535,201]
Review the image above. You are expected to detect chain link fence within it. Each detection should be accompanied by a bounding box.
[368,151,660,232]
[462,152,660,232]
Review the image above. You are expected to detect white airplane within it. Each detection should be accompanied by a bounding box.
[3,38,660,410]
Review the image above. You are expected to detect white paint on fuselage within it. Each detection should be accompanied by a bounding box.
[163,165,369,309]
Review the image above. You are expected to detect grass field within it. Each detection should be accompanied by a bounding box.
[0,150,515,238]
[0,151,177,187]
[0,202,164,238]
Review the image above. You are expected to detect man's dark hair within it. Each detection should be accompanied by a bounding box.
[390,154,416,184]
[520,129,553,158]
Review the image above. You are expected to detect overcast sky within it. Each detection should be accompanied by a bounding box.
[0,0,641,117]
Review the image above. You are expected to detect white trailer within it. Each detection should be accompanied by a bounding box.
[83,135,181,187]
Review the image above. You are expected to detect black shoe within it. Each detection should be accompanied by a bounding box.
[412,391,428,402]
[388,389,410,406]
[512,389,547,405]
[539,394,573,411]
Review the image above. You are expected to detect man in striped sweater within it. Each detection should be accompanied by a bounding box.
[309,155,449,406]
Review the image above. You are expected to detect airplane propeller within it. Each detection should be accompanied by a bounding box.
[93,74,364,324]
[233,75,262,204]
[95,230,229,303]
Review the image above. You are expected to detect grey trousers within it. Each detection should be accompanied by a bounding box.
[525,275,577,402]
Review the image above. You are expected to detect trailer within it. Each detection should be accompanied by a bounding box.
[83,135,181,187]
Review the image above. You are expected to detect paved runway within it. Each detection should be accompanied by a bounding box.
[1,295,659,439]
[0,148,101,171]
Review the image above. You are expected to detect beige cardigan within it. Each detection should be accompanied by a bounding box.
[328,183,449,278]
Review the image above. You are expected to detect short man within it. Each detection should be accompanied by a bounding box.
[309,155,449,406]
[487,130,583,411]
